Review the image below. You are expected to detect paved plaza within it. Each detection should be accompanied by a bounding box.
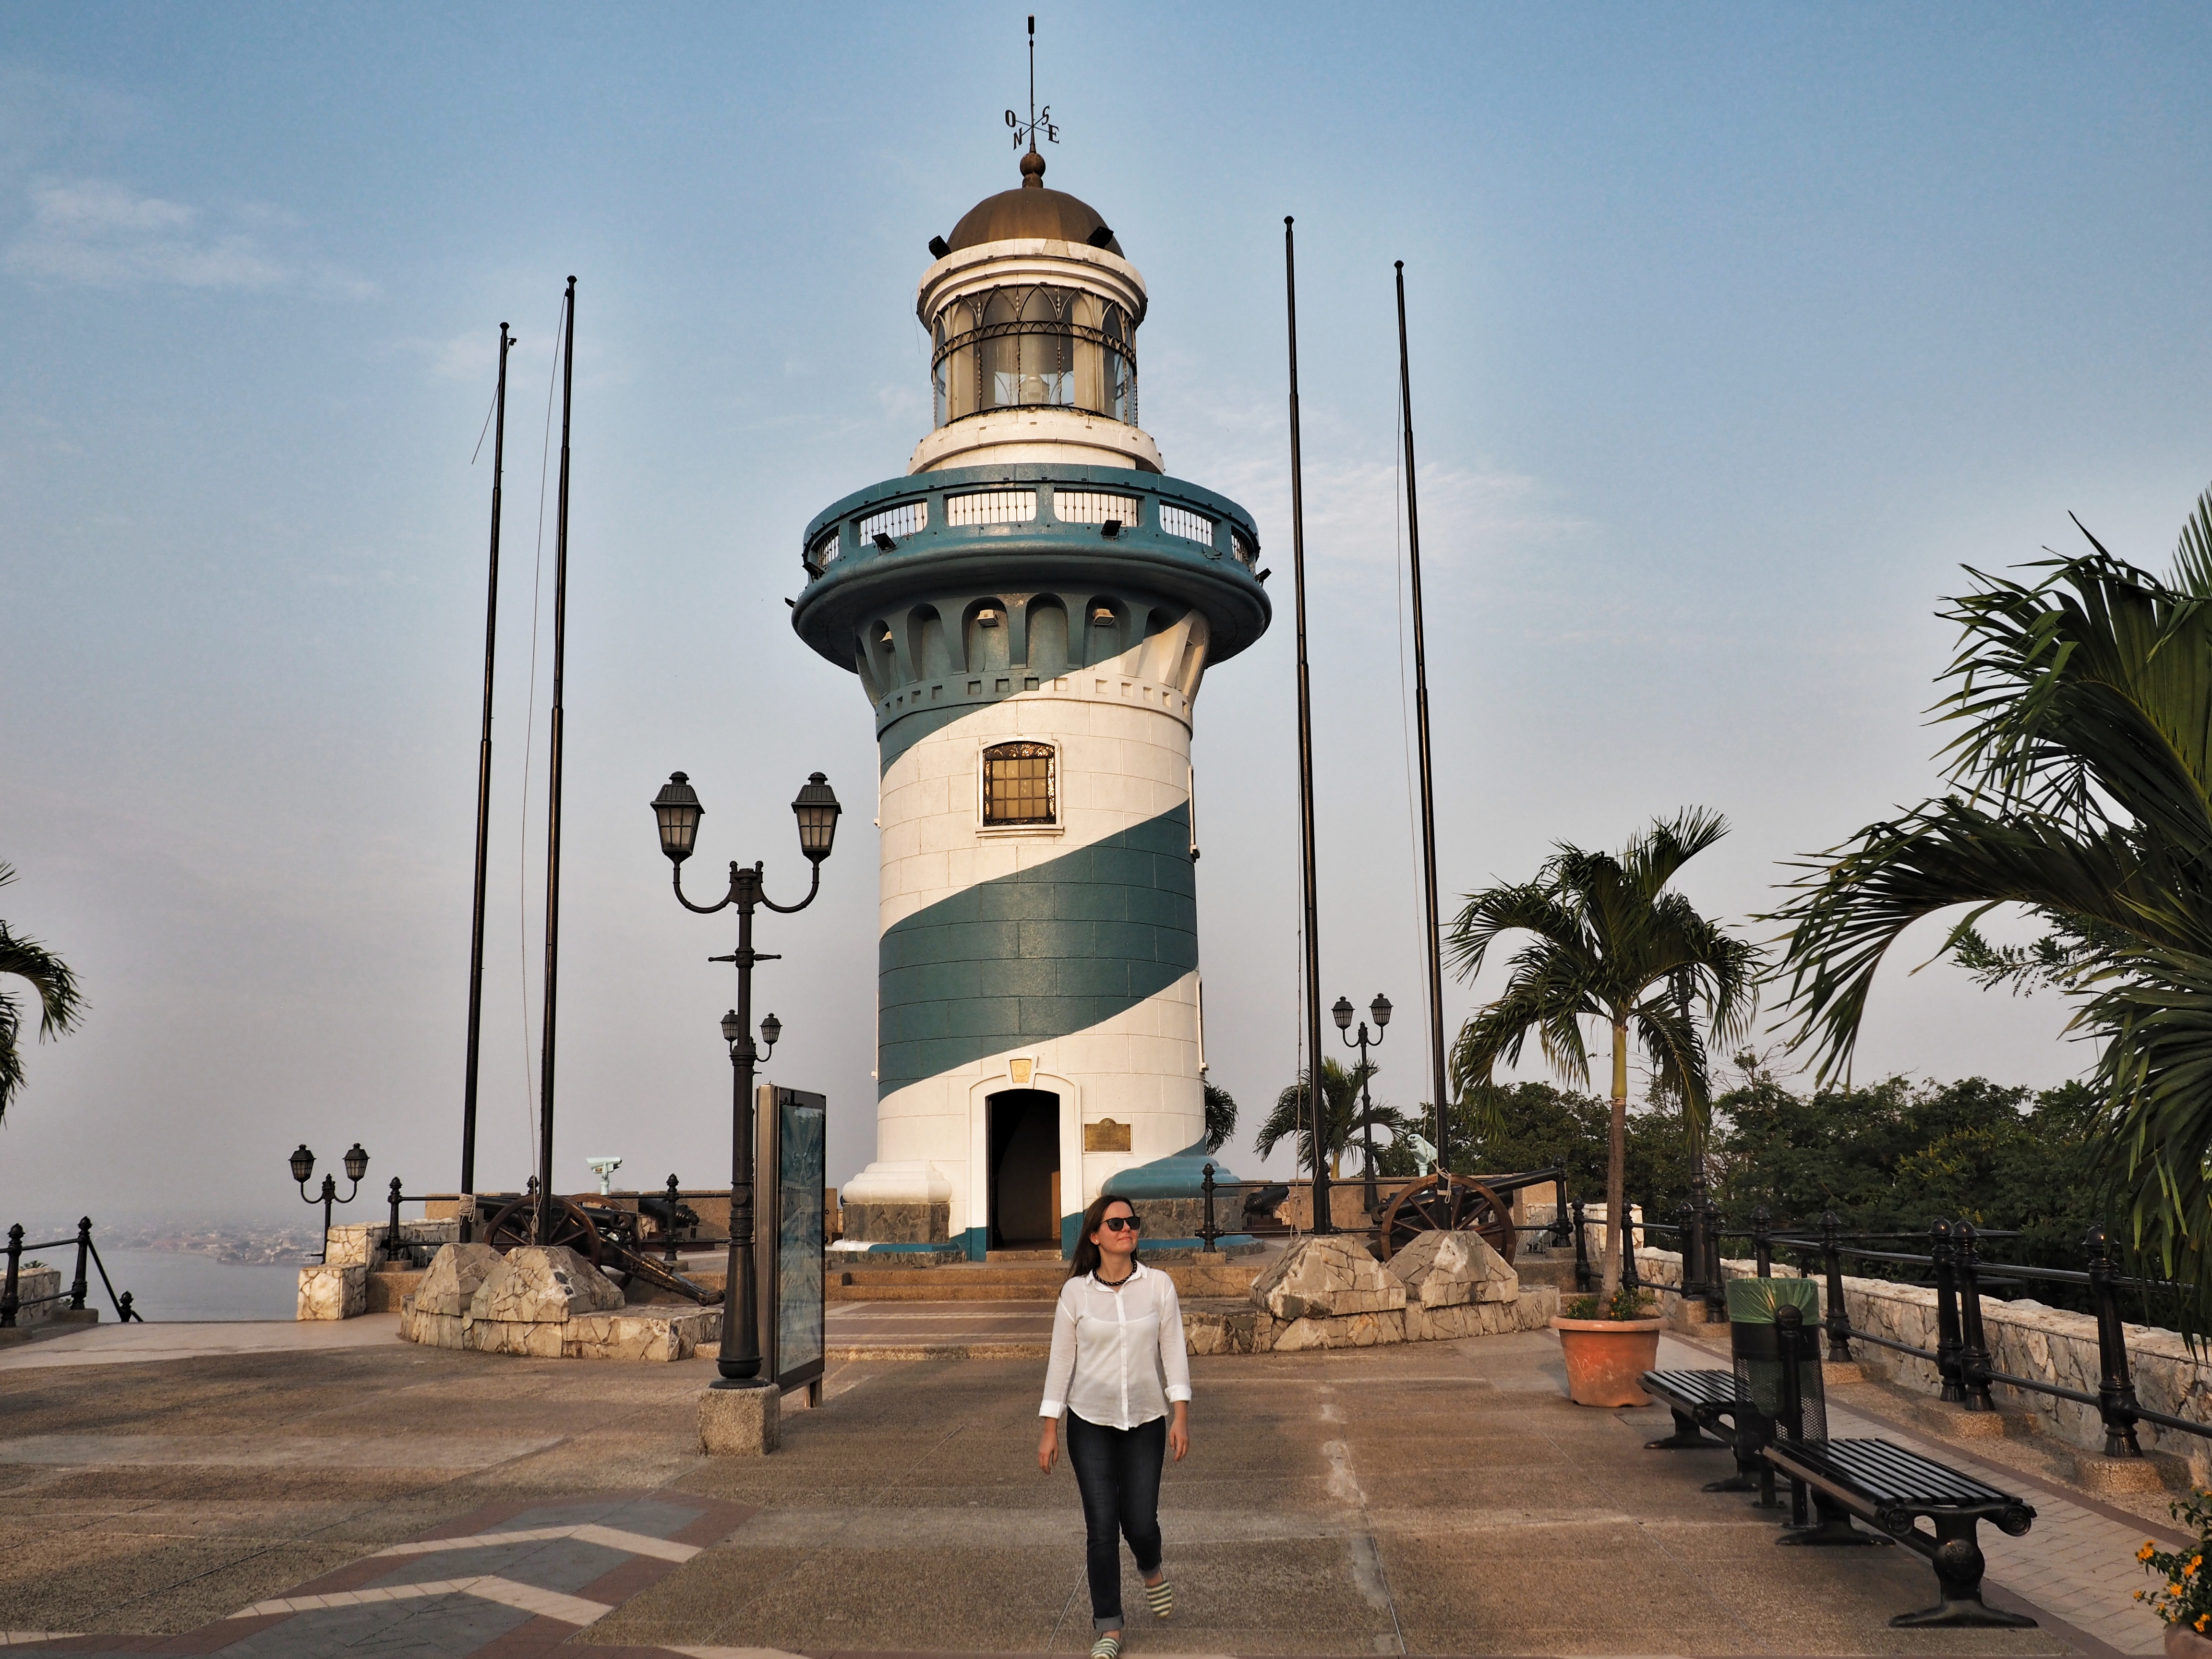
[0,1314,2190,1657]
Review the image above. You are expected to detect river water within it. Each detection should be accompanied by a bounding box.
[80,1250,302,1322]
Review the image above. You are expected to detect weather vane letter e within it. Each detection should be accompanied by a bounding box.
[1005,15,1060,150]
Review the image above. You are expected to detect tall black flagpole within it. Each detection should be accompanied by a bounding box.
[1395,262,1451,1171]
[459,322,511,1240]
[1285,218,1333,1233]
[536,278,576,1243]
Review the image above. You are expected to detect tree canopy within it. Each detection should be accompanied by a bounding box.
[1773,488,2212,1334]
[0,863,85,1122]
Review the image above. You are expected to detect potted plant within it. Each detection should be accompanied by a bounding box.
[1552,1283,1663,1407]
[2136,1491,2212,1656]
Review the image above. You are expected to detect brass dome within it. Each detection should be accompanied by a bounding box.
[946,151,1122,256]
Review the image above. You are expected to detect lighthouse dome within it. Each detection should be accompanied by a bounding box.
[948,151,1123,256]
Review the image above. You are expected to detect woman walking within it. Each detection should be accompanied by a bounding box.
[1039,1193,1190,1658]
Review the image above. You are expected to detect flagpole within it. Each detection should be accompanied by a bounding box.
[459,322,511,1240]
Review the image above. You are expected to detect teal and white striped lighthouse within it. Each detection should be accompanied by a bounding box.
[793,150,1271,1260]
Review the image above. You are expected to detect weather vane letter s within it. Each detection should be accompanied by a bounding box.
[1004,15,1060,151]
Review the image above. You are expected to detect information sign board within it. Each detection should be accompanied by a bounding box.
[755,1083,827,1397]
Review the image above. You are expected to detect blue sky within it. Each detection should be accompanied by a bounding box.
[3,4,2210,1221]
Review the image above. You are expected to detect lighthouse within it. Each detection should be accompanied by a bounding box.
[792,148,1271,1260]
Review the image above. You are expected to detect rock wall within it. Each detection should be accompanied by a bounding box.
[397,1243,721,1362]
[1184,1231,1557,1354]
[1635,1247,2212,1479]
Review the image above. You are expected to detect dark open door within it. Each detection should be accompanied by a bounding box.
[986,1089,1060,1250]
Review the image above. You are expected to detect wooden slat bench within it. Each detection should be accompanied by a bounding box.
[1640,1367,1778,1499]
[1760,1434,2036,1627]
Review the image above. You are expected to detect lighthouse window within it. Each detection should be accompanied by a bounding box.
[932,286,1137,429]
[983,742,1056,827]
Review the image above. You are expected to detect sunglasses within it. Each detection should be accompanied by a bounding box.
[1101,1215,1143,1233]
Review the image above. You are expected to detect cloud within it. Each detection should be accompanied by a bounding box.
[3,178,373,298]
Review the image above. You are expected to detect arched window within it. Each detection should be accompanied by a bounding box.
[982,742,1056,827]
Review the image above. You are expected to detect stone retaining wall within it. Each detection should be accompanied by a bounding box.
[1634,1246,2212,1479]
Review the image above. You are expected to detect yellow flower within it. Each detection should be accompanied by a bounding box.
[2171,1584,2185,1597]
[2142,1544,2159,1562]
[2199,1615,2210,1634]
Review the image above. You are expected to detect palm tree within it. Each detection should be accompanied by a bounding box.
[1774,488,2212,1334]
[0,864,85,1121]
[1202,1080,1238,1154]
[1447,811,1761,1296]
[1258,1057,1409,1179]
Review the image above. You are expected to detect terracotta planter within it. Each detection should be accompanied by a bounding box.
[1552,1316,1664,1407]
[2166,1620,2212,1659]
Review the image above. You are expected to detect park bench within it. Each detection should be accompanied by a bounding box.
[1646,1286,2038,1629]
[1760,1427,2035,1626]
[1639,1366,1775,1497]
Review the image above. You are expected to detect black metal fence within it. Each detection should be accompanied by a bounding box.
[1,1219,142,1327]
[1612,1198,2211,1465]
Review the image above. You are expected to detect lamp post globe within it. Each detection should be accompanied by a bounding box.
[652,772,704,864]
[791,773,842,863]
[721,1009,744,1048]
[343,1143,370,1185]
[1371,993,1392,1030]
[1331,996,1354,1033]
[289,1144,315,1186]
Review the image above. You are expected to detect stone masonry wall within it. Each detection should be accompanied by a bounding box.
[1635,1246,2212,1479]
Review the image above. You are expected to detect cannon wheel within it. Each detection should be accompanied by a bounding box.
[481,1194,603,1268]
[1376,1173,1517,1265]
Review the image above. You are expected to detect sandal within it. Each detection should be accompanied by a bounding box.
[1091,1636,1122,1659]
[1145,1576,1175,1619]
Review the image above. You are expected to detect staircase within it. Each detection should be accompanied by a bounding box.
[828,1247,1267,1303]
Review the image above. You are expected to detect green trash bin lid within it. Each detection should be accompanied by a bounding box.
[1726,1276,1819,1324]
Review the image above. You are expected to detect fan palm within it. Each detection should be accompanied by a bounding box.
[1258,1057,1408,1179]
[1773,488,2212,1335]
[1447,811,1762,1296]
[0,864,85,1121]
[1203,1080,1238,1154]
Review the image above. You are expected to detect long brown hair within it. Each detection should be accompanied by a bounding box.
[1068,1194,1137,1280]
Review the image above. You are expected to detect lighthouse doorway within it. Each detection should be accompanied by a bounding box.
[986,1089,1061,1250]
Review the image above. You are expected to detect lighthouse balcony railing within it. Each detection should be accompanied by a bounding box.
[800,468,1263,583]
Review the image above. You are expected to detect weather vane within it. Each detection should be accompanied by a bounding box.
[1004,15,1059,151]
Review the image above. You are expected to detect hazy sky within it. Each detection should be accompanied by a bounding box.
[4,4,2210,1226]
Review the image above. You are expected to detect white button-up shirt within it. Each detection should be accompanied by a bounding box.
[1039,1260,1192,1430]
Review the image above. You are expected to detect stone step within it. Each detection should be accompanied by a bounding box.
[834,1268,1065,1292]
[830,1280,1061,1302]
[986,1249,1063,1262]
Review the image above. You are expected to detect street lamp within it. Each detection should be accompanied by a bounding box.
[291,1142,368,1263]
[1334,993,1391,1216]
[653,769,839,1391]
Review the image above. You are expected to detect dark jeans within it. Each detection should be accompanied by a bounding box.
[1064,1411,1166,1631]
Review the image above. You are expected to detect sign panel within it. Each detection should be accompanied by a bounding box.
[755,1083,827,1396]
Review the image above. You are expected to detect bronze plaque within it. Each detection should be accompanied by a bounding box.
[1082,1118,1131,1153]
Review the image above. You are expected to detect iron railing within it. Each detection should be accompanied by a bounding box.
[1632,1206,2211,1462]
[1,1219,142,1327]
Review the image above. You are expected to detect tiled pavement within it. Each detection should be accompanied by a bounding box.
[1,1311,2200,1656]
[5,1493,751,1657]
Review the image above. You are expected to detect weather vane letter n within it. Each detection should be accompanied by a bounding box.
[1004,14,1060,150]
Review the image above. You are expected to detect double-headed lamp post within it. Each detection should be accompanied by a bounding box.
[289,1142,369,1263]
[651,769,841,1390]
[1332,993,1392,1217]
